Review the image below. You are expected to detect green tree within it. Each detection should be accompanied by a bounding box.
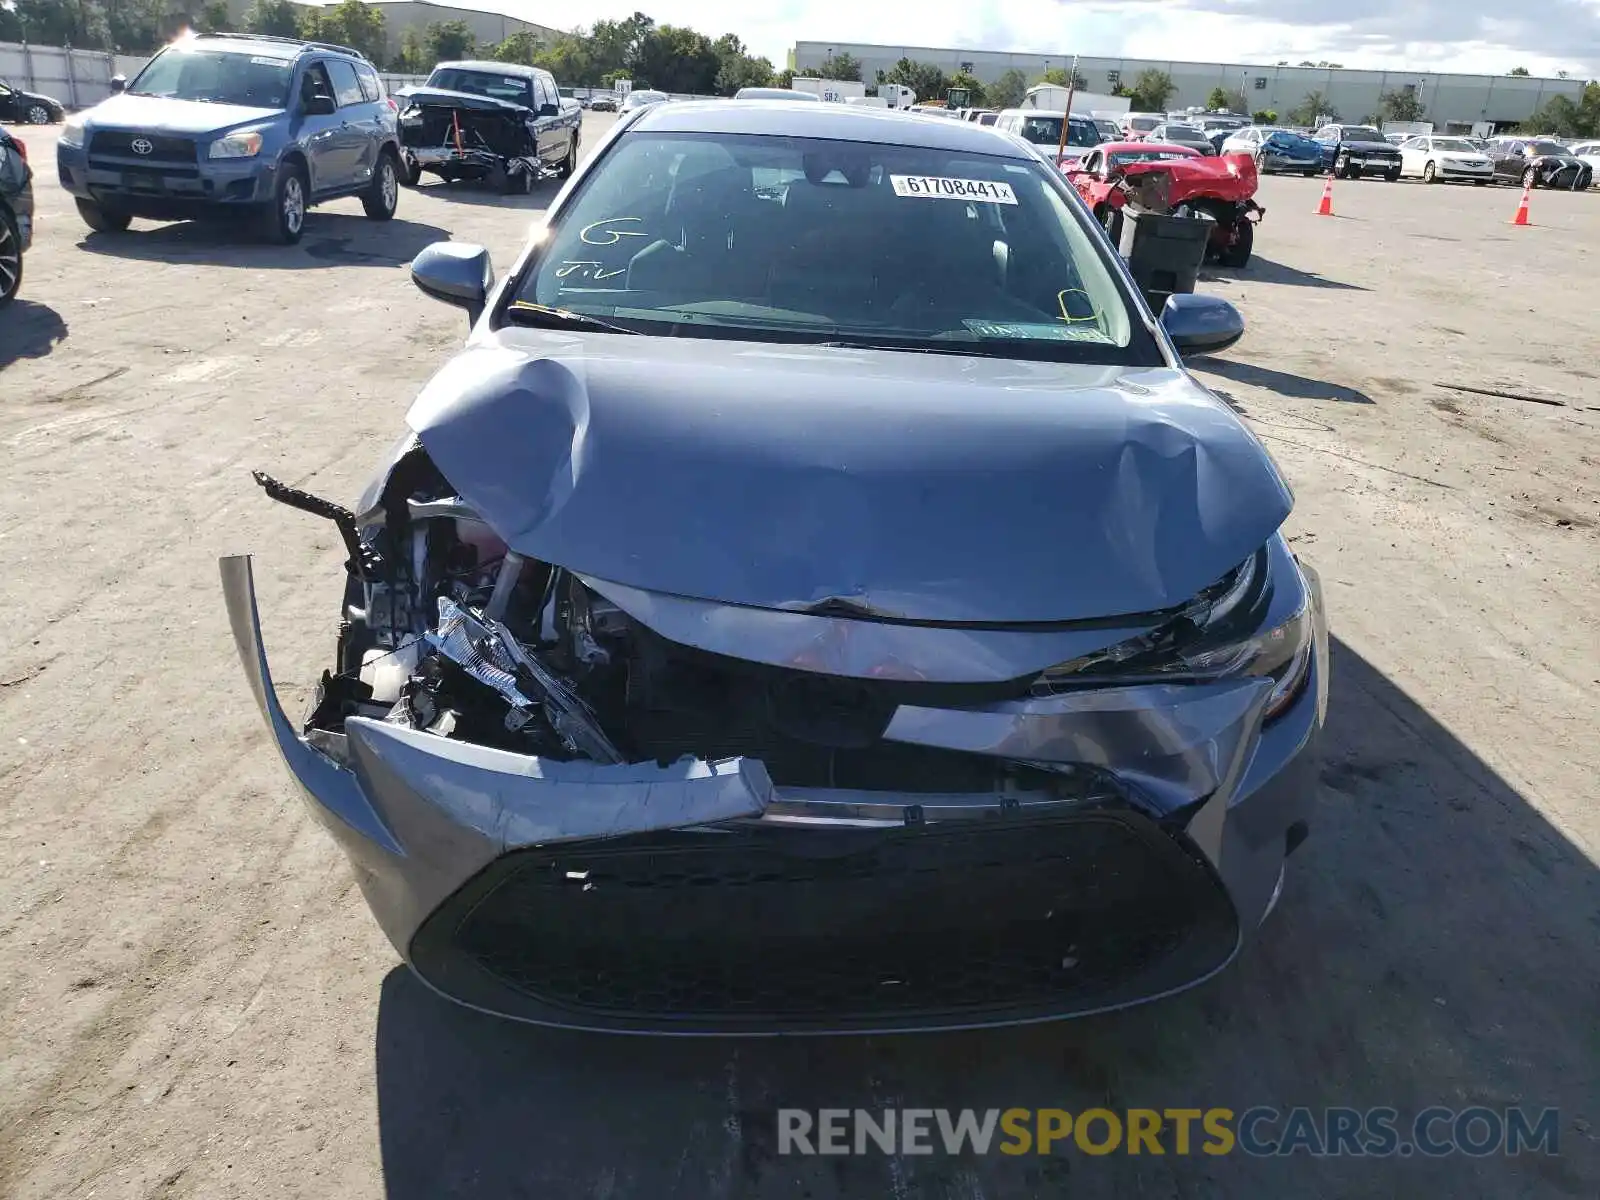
[588,11,653,81]
[987,67,1028,109]
[882,57,948,105]
[1378,88,1426,122]
[1206,86,1247,112]
[630,24,719,94]
[946,69,984,107]
[533,35,594,85]
[301,0,385,62]
[1508,66,1530,76]
[774,67,794,88]
[490,29,543,66]
[712,34,772,94]
[424,19,474,63]
[389,26,426,72]
[1251,109,1278,124]
[816,51,862,81]
[1287,91,1337,126]
[1038,66,1086,90]
[1522,94,1584,135]
[4,0,112,47]
[1128,68,1175,112]
[245,0,302,39]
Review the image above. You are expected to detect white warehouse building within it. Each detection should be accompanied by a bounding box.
[790,41,1584,131]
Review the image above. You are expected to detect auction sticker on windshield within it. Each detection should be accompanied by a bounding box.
[890,175,1018,204]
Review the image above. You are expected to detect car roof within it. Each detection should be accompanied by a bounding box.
[189,36,301,60]
[635,100,1036,158]
[434,60,540,77]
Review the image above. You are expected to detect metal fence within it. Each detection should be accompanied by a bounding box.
[1,41,147,109]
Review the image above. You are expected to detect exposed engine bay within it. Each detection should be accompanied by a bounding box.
[399,96,541,192]
[252,455,1122,803]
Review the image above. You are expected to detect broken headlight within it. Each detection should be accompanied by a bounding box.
[1033,549,1314,722]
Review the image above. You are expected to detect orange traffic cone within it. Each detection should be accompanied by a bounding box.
[1510,184,1531,226]
[1316,173,1334,216]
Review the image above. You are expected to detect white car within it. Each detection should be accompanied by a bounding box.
[1398,135,1494,184]
[1571,141,1600,177]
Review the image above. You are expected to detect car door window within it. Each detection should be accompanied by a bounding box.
[355,63,382,103]
[327,60,364,109]
[301,62,335,109]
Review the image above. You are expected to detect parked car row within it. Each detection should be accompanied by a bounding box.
[49,33,586,244]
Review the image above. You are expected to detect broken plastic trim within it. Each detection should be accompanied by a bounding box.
[425,596,624,763]
[252,470,381,580]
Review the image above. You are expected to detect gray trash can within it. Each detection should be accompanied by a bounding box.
[1117,210,1212,309]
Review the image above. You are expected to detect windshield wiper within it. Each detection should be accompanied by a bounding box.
[504,302,638,335]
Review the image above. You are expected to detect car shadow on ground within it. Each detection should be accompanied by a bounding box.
[1204,256,1369,290]
[403,177,565,210]
[372,637,1597,1199]
[74,214,451,269]
[1190,358,1377,404]
[0,299,68,369]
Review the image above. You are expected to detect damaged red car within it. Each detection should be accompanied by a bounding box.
[1068,141,1263,267]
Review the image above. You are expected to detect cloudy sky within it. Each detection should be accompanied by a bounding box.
[518,0,1600,78]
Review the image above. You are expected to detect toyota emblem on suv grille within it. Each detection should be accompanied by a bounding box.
[131,137,154,155]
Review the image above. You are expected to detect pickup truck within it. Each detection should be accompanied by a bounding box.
[395,61,581,194]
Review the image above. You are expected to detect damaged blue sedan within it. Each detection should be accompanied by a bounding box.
[223,101,1328,1034]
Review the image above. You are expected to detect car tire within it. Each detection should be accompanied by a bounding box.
[261,161,308,245]
[27,104,51,124]
[1522,167,1537,189]
[1423,161,1437,183]
[362,150,399,220]
[400,154,423,188]
[0,207,22,309]
[557,134,578,179]
[75,198,132,233]
[1217,218,1253,269]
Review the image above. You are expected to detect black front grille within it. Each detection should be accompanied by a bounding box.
[88,130,198,164]
[411,810,1239,1032]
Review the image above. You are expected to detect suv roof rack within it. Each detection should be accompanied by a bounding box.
[192,31,369,63]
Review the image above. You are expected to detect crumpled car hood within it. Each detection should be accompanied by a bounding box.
[396,87,530,116]
[406,331,1292,624]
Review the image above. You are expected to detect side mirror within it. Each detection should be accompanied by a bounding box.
[304,94,336,116]
[538,102,559,117]
[1160,293,1245,358]
[110,74,127,95]
[411,242,494,325]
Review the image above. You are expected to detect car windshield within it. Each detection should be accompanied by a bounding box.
[1016,116,1101,148]
[426,68,533,105]
[1109,149,1192,166]
[1432,138,1478,153]
[1344,127,1385,142]
[623,91,667,108]
[127,45,293,107]
[513,131,1141,362]
[1263,130,1303,145]
[1526,141,1567,156]
[1128,117,1160,131]
[1161,128,1206,142]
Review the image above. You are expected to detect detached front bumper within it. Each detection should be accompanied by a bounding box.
[221,554,1328,1034]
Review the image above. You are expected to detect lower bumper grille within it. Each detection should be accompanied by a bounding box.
[411,809,1239,1033]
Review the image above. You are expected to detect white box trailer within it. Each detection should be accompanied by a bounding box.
[1021,85,1130,117]
[790,77,867,104]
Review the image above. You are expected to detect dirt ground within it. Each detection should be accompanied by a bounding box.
[1,114,1596,1199]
